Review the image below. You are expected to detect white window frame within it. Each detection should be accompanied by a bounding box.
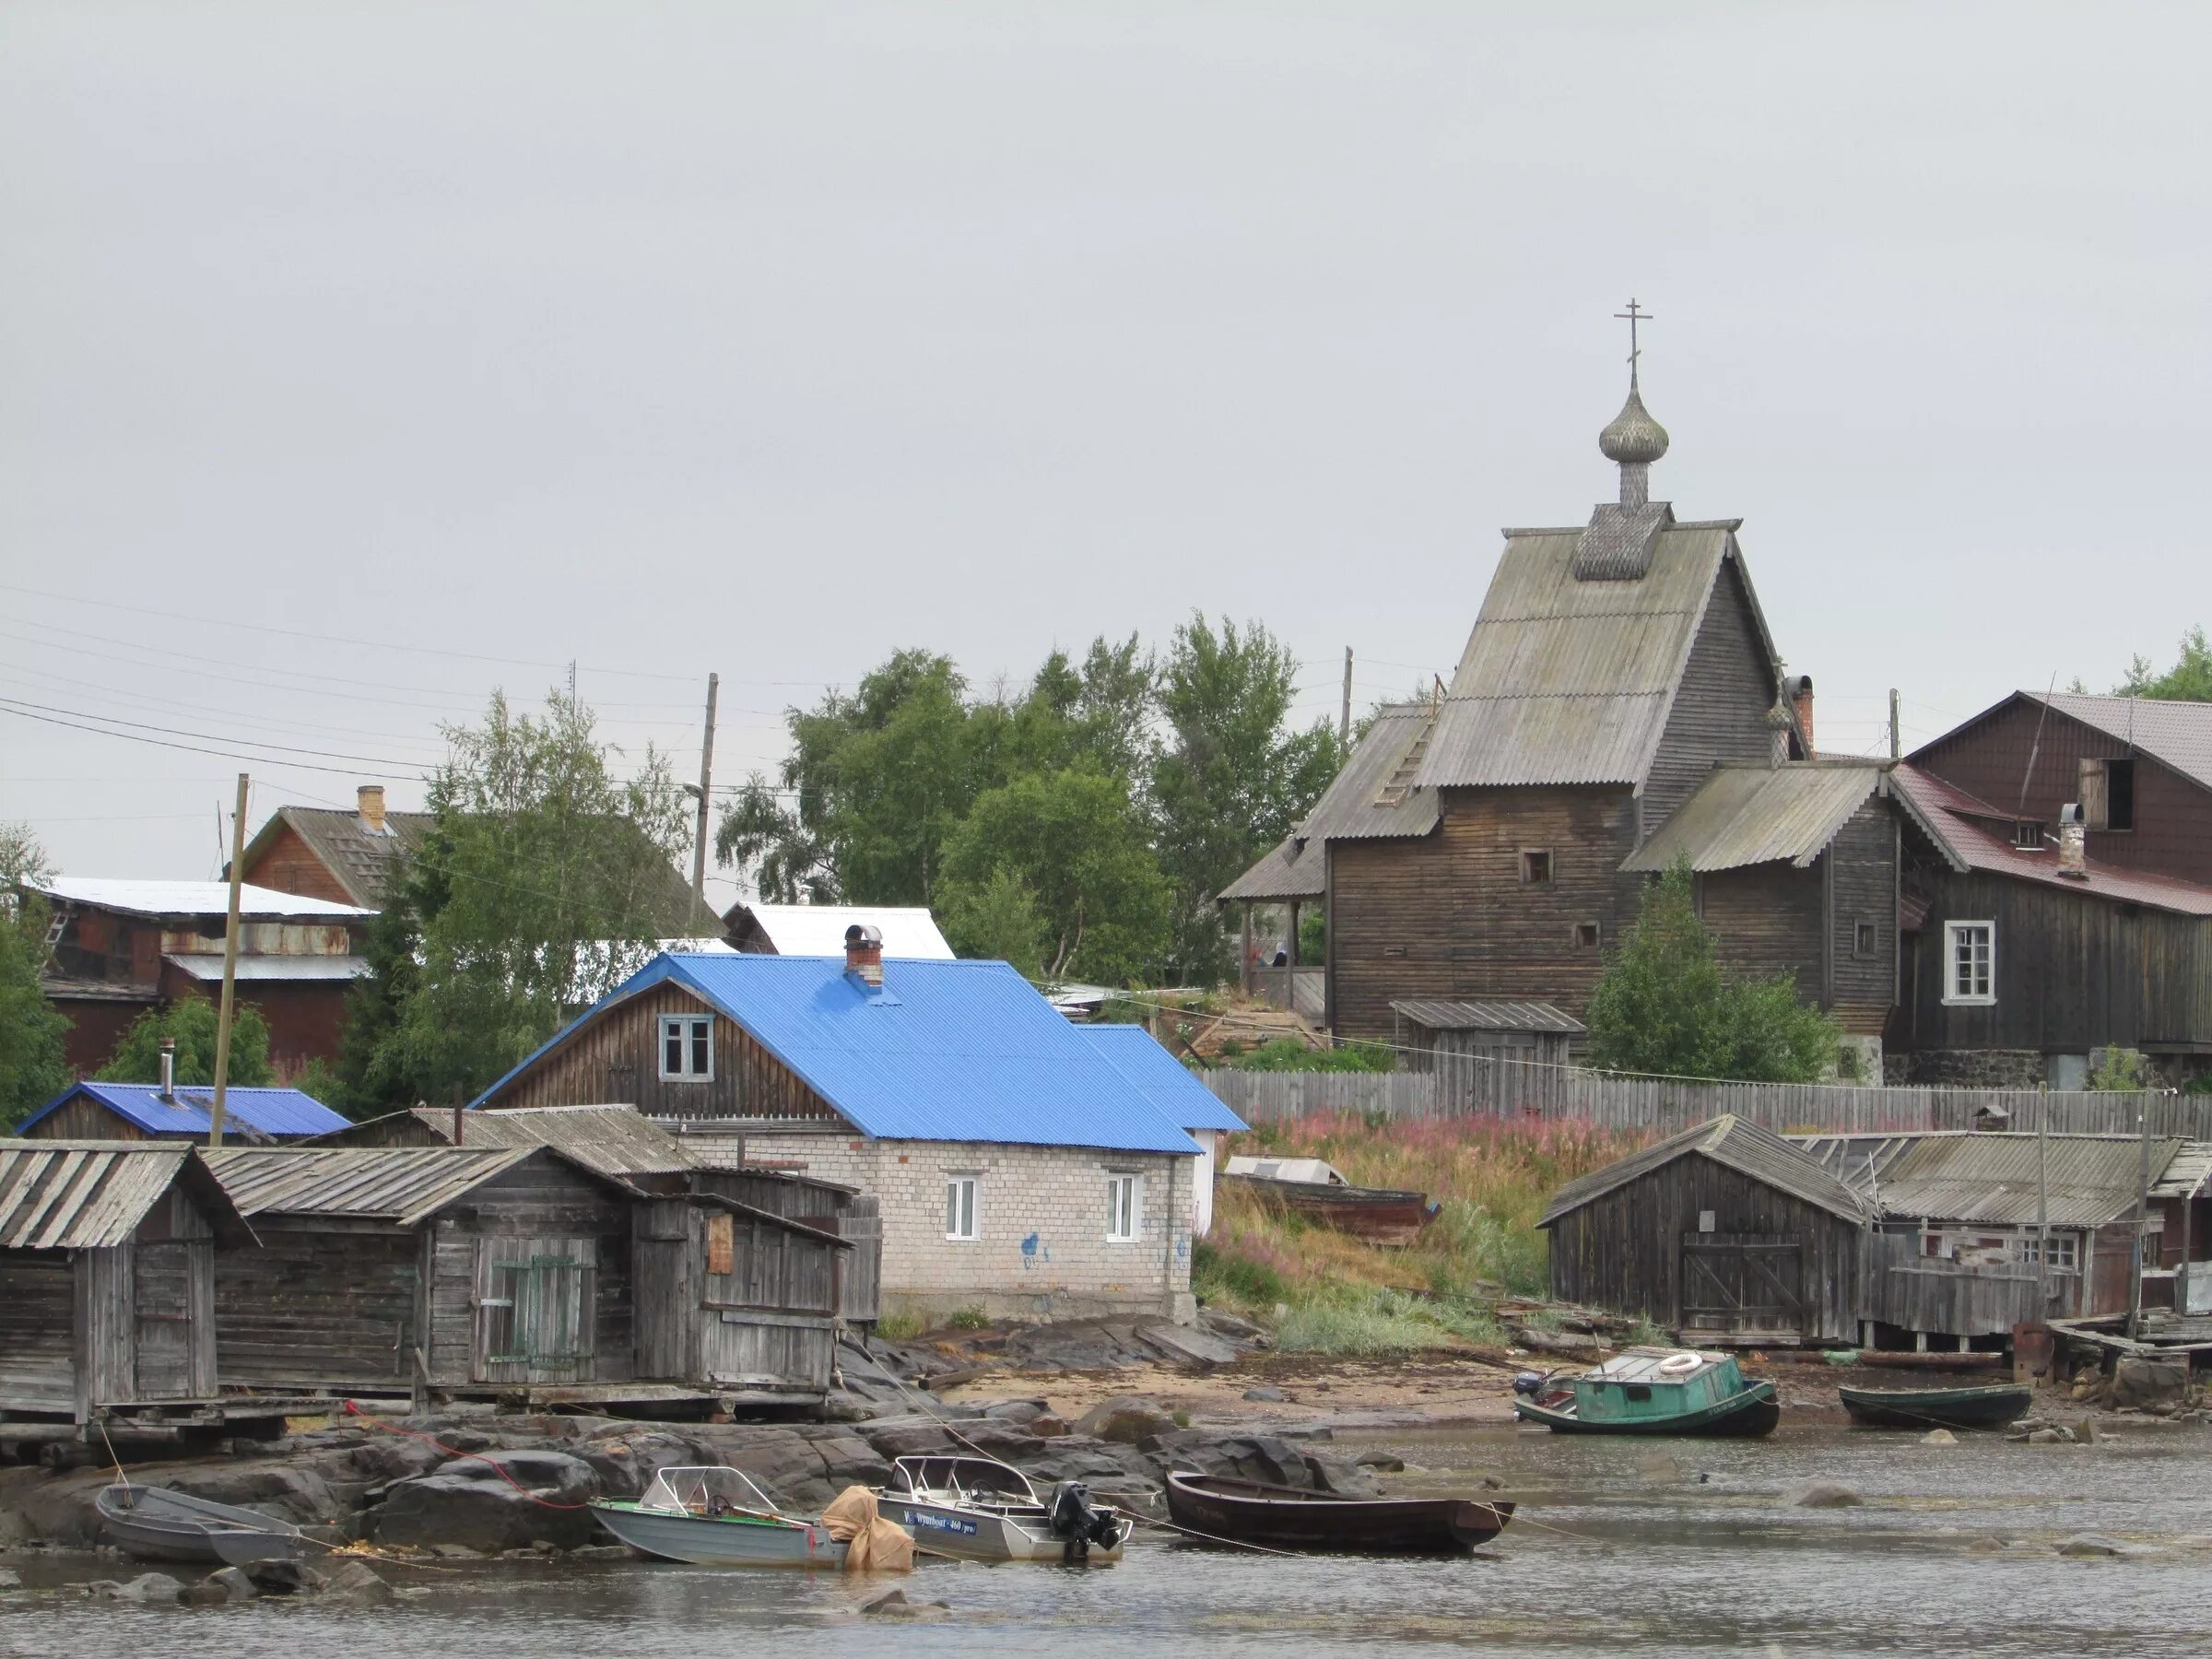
[2012,1232,2080,1274]
[945,1174,980,1242]
[1942,921,1995,1006]
[658,1013,713,1080]
[1106,1172,1142,1242]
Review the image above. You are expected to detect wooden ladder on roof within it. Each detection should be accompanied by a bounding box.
[1372,680,1446,808]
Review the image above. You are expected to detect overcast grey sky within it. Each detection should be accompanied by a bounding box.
[5,2,2206,909]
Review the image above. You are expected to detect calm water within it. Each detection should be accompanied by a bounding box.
[7,1421,2211,1656]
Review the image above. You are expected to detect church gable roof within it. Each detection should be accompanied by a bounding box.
[1413,521,1772,791]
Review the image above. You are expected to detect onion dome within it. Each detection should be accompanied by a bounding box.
[1599,382,1669,465]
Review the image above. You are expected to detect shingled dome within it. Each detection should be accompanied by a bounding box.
[1599,382,1669,465]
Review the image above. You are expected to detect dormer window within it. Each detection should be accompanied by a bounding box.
[2012,821,2045,851]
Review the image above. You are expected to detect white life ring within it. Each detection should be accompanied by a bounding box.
[1657,1352,1702,1376]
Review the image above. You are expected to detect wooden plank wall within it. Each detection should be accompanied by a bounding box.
[1199,1067,2209,1137]
[1858,1230,2054,1335]
[482,981,847,1125]
[1698,862,1825,1001]
[699,1207,838,1396]
[24,1098,151,1142]
[0,1250,77,1410]
[215,1224,420,1388]
[1828,800,1900,1033]
[1642,556,1788,828]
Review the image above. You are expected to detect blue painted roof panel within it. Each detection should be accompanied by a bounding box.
[480,955,1201,1156]
[1077,1025,1248,1132]
[20,1081,348,1139]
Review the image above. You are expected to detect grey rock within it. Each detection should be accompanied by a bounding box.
[184,1566,258,1605]
[2056,1534,2127,1558]
[242,1559,310,1594]
[320,1560,394,1605]
[371,1449,603,1553]
[2113,1356,2189,1410]
[863,1588,948,1619]
[569,1544,634,1561]
[1357,1453,1406,1472]
[1135,1322,1242,1369]
[0,1568,18,1588]
[1922,1429,1958,1446]
[111,1571,185,1604]
[2026,1428,2073,1445]
[1241,1386,1288,1404]
[1783,1481,1863,1509]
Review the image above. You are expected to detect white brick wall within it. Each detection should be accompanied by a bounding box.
[693,1132,1195,1324]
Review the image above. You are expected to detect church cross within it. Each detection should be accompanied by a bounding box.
[1614,298,1652,382]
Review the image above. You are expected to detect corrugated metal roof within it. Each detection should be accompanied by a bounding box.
[417,1104,695,1179]
[1293,704,1444,842]
[1540,1114,1874,1226]
[1416,524,1749,791]
[1863,1132,2182,1227]
[480,955,1203,1157]
[17,1082,349,1140]
[205,1146,578,1226]
[1890,764,2212,916]
[1218,836,1326,901]
[30,877,371,920]
[163,954,370,982]
[2039,693,2212,793]
[1391,998,1585,1034]
[0,1141,249,1249]
[1622,763,1885,874]
[1078,1025,1248,1132]
[724,903,955,959]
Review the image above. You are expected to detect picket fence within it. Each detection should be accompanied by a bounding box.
[1198,1065,2212,1140]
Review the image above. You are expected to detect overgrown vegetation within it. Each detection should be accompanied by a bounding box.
[1585,862,1841,1083]
[0,822,68,1128]
[98,994,275,1088]
[1192,1113,1647,1355]
[2088,1047,2154,1091]
[1207,1037,1394,1073]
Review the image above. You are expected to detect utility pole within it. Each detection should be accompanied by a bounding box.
[1888,688,1901,761]
[2129,1097,2151,1339]
[208,772,249,1149]
[692,672,719,909]
[1340,648,1353,748]
[2036,1082,2049,1312]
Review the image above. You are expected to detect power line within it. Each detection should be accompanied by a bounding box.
[0,701,431,780]
[0,695,435,771]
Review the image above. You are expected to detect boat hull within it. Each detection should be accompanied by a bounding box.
[96,1485,304,1565]
[1839,1383,2033,1430]
[589,1501,848,1568]
[1512,1382,1781,1437]
[1164,1473,1512,1554]
[1219,1176,1437,1246]
[877,1494,1125,1562]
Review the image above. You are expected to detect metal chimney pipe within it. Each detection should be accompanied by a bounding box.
[159,1037,175,1103]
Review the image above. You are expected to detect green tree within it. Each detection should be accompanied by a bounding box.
[340,690,692,1109]
[1585,864,1840,1083]
[938,768,1172,984]
[1152,615,1342,983]
[2120,627,2212,700]
[97,994,275,1088]
[330,828,447,1115]
[0,900,70,1129]
[938,868,1048,979]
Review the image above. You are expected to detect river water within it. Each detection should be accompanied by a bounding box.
[7,1420,2210,1657]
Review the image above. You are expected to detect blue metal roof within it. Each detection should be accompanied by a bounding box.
[1077,1025,1248,1133]
[19,1081,349,1140]
[480,954,1202,1157]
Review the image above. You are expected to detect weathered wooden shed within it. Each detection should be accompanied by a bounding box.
[1540,1115,1874,1347]
[0,1140,253,1427]
[1391,998,1583,1113]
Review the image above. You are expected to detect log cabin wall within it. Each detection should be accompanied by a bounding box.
[1913,700,2212,884]
[1696,862,1824,999]
[1827,798,1901,1034]
[480,981,846,1125]
[1902,874,2212,1054]
[1643,558,1789,830]
[215,1220,422,1389]
[23,1097,151,1141]
[1545,1154,1862,1345]
[1327,785,1646,1040]
[0,1250,77,1412]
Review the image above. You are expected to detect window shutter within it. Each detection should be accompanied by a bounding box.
[707,1212,735,1277]
[2078,759,2110,830]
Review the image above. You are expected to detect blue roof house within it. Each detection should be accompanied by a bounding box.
[1077,1023,1246,1238]
[20,1080,349,1145]
[474,935,1226,1324]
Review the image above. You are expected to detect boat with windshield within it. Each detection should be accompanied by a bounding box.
[590,1466,849,1567]
[1512,1347,1780,1436]
[876,1455,1128,1562]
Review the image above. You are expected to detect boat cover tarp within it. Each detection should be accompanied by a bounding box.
[821,1486,913,1573]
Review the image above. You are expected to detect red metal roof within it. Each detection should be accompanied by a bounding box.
[1890,763,2212,917]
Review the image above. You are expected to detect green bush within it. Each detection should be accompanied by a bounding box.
[1192,1239,1288,1308]
[1216,1037,1394,1073]
[874,1311,924,1342]
[946,1305,991,1332]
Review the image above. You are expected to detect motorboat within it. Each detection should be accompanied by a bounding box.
[589,1466,849,1568]
[875,1455,1128,1562]
[1512,1347,1780,1437]
[1164,1471,1512,1554]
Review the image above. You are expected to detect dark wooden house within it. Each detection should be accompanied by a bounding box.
[26,877,372,1076]
[1221,364,1816,1042]
[1391,998,1584,1113]
[1540,1114,1874,1347]
[0,1141,253,1427]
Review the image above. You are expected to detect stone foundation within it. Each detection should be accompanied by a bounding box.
[1893,1048,2046,1088]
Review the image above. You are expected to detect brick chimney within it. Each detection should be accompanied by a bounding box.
[2057,803,2089,878]
[358,784,387,834]
[1792,675,1815,757]
[844,923,884,987]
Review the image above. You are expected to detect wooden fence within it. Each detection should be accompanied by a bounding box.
[1199,1065,2212,1140]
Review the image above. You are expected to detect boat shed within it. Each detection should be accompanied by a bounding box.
[1541,1115,1874,1347]
[0,1141,253,1427]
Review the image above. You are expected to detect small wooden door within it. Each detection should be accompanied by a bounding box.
[1679,1233,1805,1340]
[472,1238,597,1384]
[132,1239,214,1400]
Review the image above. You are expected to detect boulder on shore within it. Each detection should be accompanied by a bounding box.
[2112,1357,2189,1411]
[1783,1481,1863,1510]
[320,1559,394,1605]
[1074,1397,1178,1446]
[182,1566,258,1606]
[371,1450,602,1553]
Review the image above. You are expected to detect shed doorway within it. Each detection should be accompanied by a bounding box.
[1679,1233,1805,1343]
[473,1238,597,1384]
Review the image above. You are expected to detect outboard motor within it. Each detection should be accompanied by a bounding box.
[1047,1480,1123,1560]
[1512,1370,1547,1398]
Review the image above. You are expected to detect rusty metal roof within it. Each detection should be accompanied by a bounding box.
[1793,1130,2183,1227]
[0,1141,251,1250]
[406,1103,694,1179]
[1623,762,1886,873]
[1890,764,2212,916]
[2036,694,2212,794]
[1541,1114,1873,1227]
[1415,524,1785,792]
[1391,998,1585,1034]
[206,1146,620,1228]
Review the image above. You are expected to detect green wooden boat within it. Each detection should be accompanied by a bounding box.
[1838,1382,2032,1430]
[1512,1347,1780,1437]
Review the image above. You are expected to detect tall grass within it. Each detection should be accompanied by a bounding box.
[1196,1113,1649,1353]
